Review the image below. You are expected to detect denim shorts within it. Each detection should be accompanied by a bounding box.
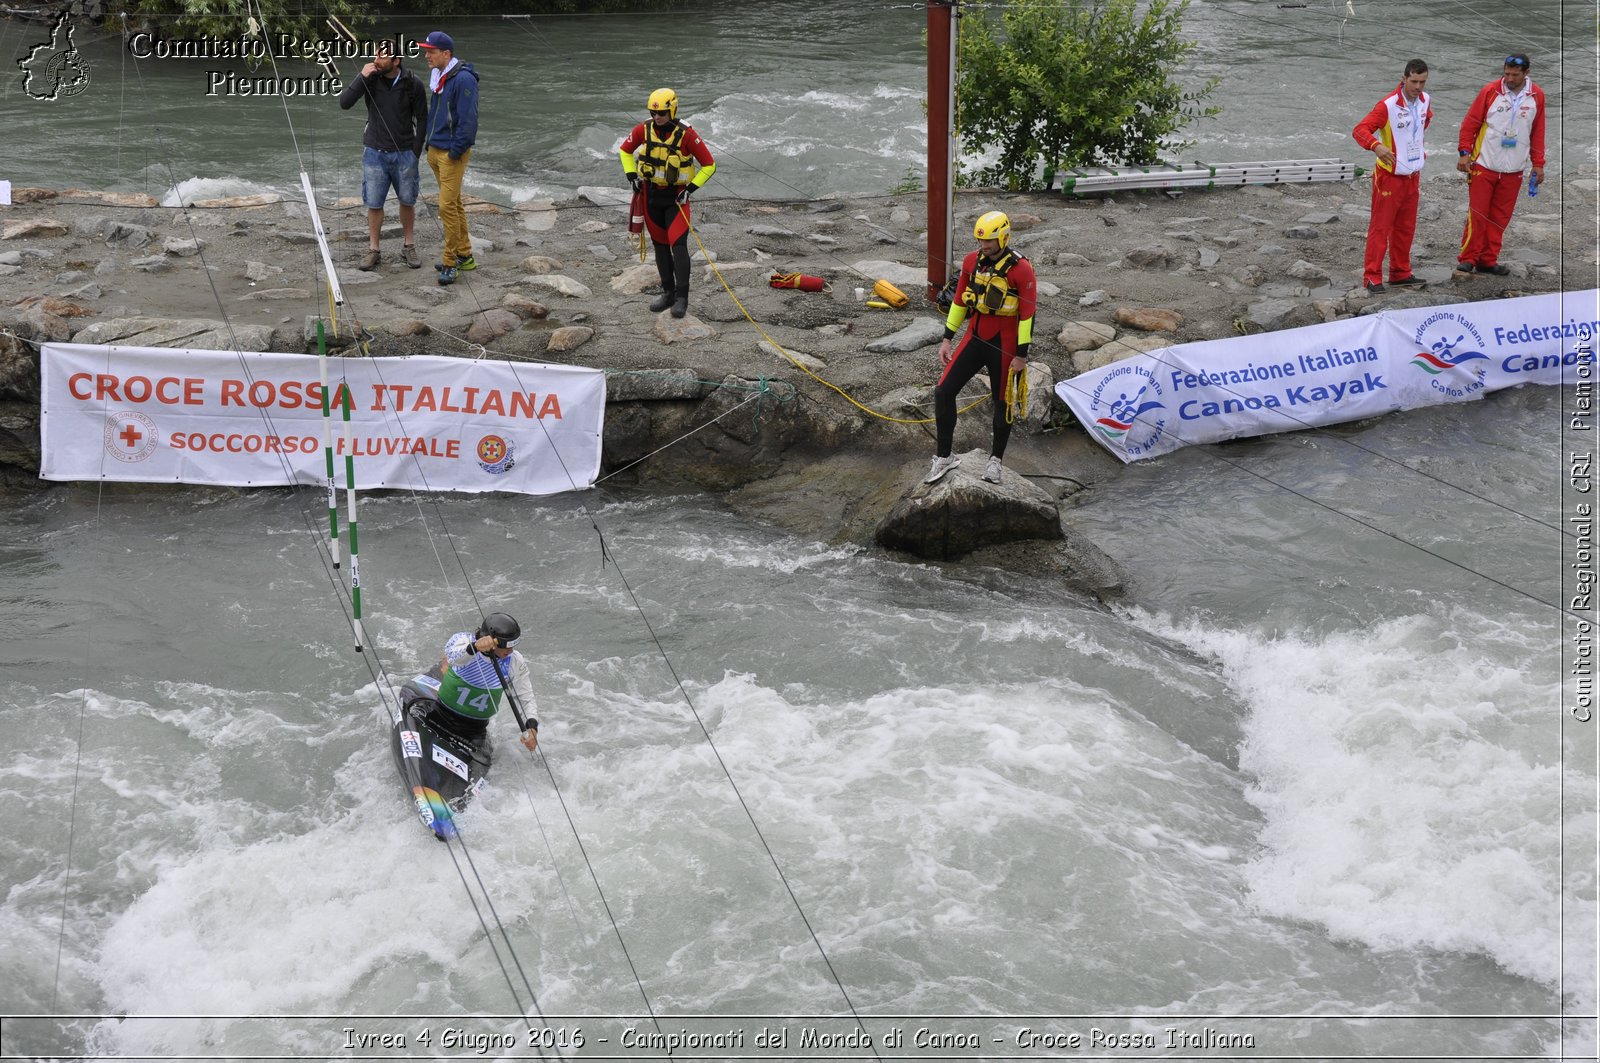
[361,146,420,208]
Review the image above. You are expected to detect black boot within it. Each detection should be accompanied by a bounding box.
[649,242,675,312]
[669,240,691,319]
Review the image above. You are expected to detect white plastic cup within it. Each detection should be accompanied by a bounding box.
[854,287,866,302]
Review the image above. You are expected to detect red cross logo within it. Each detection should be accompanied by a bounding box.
[104,411,159,464]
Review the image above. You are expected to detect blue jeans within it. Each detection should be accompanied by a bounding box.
[362,147,420,209]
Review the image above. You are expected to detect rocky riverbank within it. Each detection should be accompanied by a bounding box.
[2,171,1594,591]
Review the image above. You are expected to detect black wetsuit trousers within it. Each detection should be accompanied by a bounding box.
[934,332,1013,459]
[646,190,692,298]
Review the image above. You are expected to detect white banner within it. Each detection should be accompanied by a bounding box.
[41,345,606,494]
[1054,289,1600,462]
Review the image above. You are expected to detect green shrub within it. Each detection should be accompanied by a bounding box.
[956,0,1220,191]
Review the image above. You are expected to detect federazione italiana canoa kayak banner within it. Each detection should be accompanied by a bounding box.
[1054,288,1599,462]
[40,345,606,495]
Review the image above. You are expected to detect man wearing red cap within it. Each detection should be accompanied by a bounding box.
[1454,53,1546,277]
[418,31,479,286]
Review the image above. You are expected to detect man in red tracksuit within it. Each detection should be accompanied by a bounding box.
[1352,59,1432,294]
[1455,53,1546,276]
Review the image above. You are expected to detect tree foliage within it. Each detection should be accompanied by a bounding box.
[956,0,1220,191]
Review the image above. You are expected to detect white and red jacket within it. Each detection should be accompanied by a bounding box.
[1458,77,1545,174]
[1353,84,1433,176]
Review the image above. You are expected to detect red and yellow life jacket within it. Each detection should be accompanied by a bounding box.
[960,249,1022,316]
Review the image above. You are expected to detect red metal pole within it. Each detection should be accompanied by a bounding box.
[926,1,955,301]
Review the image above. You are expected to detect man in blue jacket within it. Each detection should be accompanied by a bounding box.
[418,31,478,285]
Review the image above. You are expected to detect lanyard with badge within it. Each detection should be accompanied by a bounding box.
[1500,81,1527,149]
[1402,96,1425,164]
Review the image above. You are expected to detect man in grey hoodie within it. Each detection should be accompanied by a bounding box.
[338,38,427,270]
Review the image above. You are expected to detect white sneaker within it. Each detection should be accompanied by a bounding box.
[982,456,1003,483]
[924,454,961,484]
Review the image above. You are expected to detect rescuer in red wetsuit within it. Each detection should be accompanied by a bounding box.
[926,210,1037,486]
[619,87,717,319]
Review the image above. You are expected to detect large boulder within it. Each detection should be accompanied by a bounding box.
[525,274,592,299]
[875,450,1063,560]
[1056,320,1115,353]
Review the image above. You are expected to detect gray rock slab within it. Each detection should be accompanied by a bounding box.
[1121,247,1170,268]
[851,259,926,288]
[1245,298,1306,331]
[606,368,710,401]
[864,316,945,353]
[759,338,825,371]
[652,312,716,344]
[1287,259,1331,283]
[71,316,275,351]
[576,186,631,208]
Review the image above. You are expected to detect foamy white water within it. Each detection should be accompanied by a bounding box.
[2,382,1591,1061]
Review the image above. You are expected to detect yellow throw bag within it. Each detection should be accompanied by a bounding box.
[872,279,910,309]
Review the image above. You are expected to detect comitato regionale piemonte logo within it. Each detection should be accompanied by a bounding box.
[19,11,91,101]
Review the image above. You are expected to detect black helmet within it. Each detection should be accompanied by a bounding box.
[476,612,522,649]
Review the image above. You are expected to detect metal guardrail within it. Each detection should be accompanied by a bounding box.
[1059,158,1364,195]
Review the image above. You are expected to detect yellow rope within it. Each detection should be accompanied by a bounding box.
[1004,362,1029,424]
[681,204,985,426]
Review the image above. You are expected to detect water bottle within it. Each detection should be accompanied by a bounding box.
[1528,173,1539,197]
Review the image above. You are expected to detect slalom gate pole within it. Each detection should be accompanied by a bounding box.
[316,320,341,570]
[340,379,364,652]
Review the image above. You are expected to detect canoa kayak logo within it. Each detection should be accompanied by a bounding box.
[1087,363,1168,457]
[19,12,91,101]
[104,411,159,463]
[1411,310,1489,397]
[1412,310,1489,376]
[474,433,516,474]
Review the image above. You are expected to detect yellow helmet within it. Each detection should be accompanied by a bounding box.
[973,210,1010,248]
[647,87,678,119]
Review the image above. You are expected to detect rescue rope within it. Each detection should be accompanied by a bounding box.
[1004,360,1029,424]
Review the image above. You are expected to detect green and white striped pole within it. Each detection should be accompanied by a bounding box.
[340,379,364,652]
[316,320,340,570]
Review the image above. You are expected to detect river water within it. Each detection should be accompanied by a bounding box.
[4,0,1597,1060]
[2,0,1593,203]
